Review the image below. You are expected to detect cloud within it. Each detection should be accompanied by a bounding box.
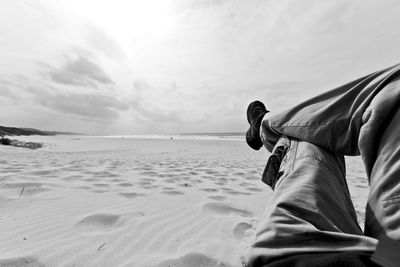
[43,94,127,120]
[27,86,127,121]
[49,56,114,87]
[177,0,230,10]
[85,24,126,60]
[130,80,183,124]
[0,78,19,99]
[0,86,15,100]
[133,80,150,92]
[2,0,400,134]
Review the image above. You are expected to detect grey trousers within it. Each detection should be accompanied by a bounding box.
[245,64,400,267]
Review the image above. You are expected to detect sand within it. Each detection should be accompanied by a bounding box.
[0,136,369,267]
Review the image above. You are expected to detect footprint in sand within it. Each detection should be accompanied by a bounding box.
[200,188,219,193]
[75,213,124,231]
[246,187,263,192]
[119,192,145,198]
[177,183,192,188]
[0,256,45,267]
[22,187,50,196]
[117,182,133,187]
[97,171,119,178]
[29,169,56,176]
[3,183,50,197]
[191,179,203,184]
[207,195,227,201]
[202,202,253,217]
[227,191,251,196]
[75,186,91,190]
[219,187,251,196]
[92,189,108,193]
[139,165,153,171]
[233,222,253,240]
[161,190,184,195]
[205,170,220,175]
[164,178,181,184]
[94,183,109,187]
[239,182,254,187]
[249,169,259,175]
[163,186,175,190]
[162,173,177,178]
[199,174,213,180]
[84,178,100,182]
[245,176,259,181]
[140,171,158,176]
[3,182,42,189]
[63,174,83,180]
[141,185,159,190]
[137,181,152,186]
[152,253,232,267]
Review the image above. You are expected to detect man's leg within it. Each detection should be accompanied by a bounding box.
[259,63,400,155]
[245,136,377,266]
[246,64,400,266]
[352,77,400,266]
[259,67,400,242]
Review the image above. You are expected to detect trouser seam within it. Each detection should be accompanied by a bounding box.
[288,138,298,173]
[382,196,400,207]
[270,115,362,128]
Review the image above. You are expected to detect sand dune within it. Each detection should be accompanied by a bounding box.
[0,136,368,266]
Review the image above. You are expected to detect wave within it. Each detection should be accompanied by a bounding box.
[97,132,245,141]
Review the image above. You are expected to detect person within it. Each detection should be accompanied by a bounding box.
[243,63,400,267]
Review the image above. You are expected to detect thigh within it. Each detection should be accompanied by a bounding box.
[365,105,400,241]
[260,64,400,155]
[245,137,377,267]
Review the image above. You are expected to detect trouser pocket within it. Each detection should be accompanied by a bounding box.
[261,135,291,189]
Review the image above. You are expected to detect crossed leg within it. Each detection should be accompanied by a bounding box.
[244,136,377,266]
[244,64,400,266]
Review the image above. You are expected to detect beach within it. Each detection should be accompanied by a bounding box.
[0,135,369,267]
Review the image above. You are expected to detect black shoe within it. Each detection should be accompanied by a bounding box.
[246,101,268,150]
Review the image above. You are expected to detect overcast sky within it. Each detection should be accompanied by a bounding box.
[1,0,400,134]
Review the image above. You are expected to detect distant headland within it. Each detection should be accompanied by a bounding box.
[0,126,79,137]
